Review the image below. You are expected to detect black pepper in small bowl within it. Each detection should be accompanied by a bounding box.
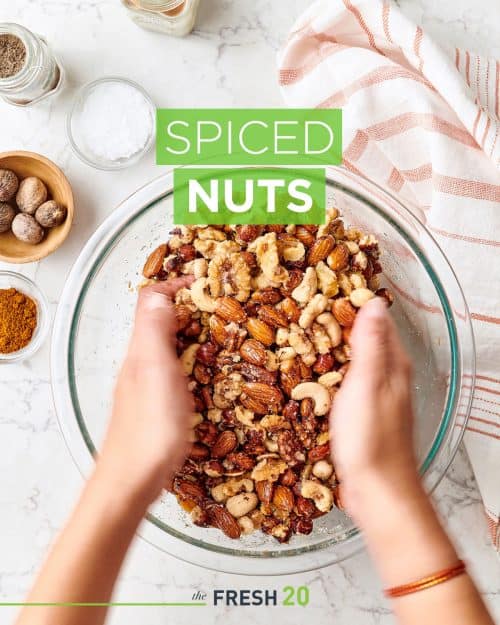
[0,34,26,79]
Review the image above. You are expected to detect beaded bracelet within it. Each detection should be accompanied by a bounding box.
[384,561,466,598]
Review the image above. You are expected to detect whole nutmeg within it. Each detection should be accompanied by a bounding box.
[35,200,67,228]
[0,202,16,233]
[0,169,19,202]
[16,177,48,215]
[11,213,45,244]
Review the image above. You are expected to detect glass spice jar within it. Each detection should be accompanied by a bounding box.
[0,23,63,107]
[121,0,200,37]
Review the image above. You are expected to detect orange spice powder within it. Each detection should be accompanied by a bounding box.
[0,288,37,353]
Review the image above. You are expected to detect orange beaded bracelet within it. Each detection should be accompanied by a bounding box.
[384,560,466,598]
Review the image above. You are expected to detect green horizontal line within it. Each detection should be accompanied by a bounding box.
[0,602,207,607]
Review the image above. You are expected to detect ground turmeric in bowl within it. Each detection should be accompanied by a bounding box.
[0,287,37,353]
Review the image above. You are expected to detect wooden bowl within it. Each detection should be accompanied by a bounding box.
[0,151,74,263]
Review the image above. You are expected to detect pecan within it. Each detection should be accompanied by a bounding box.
[281,269,303,295]
[243,429,266,455]
[143,243,167,278]
[178,243,196,262]
[211,430,238,458]
[251,287,282,305]
[189,442,210,461]
[313,353,334,374]
[195,421,218,446]
[291,516,313,535]
[280,364,301,397]
[280,468,298,487]
[295,495,317,518]
[196,342,219,365]
[193,362,211,385]
[235,225,262,243]
[308,442,330,462]
[184,319,202,337]
[203,460,224,477]
[240,338,267,367]
[277,430,306,467]
[240,362,277,385]
[258,304,288,328]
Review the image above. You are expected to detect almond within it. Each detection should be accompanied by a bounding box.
[273,485,295,513]
[207,503,241,539]
[280,365,301,397]
[240,362,276,385]
[142,243,167,278]
[279,297,301,323]
[246,318,275,346]
[251,287,282,305]
[327,243,350,271]
[294,226,315,247]
[241,382,284,411]
[173,478,205,502]
[307,235,335,265]
[209,315,228,346]
[240,393,269,415]
[256,480,274,504]
[240,338,267,367]
[189,442,210,461]
[175,304,192,331]
[258,304,288,328]
[215,297,246,323]
[211,430,238,458]
[312,353,334,375]
[331,297,356,327]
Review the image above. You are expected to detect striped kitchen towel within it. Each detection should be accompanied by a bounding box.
[278,0,500,550]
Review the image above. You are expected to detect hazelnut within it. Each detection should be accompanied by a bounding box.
[11,213,45,245]
[0,169,19,202]
[35,200,67,228]
[16,177,48,215]
[0,202,16,233]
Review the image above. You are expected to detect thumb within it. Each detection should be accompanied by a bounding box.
[348,297,390,387]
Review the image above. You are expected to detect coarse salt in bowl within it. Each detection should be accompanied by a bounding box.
[67,77,155,170]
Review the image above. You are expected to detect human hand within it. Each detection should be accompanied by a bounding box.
[330,297,421,526]
[96,277,194,507]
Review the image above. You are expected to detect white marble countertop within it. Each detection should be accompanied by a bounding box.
[0,1,499,624]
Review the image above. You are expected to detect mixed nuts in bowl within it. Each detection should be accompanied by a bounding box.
[142,216,391,543]
[51,169,474,574]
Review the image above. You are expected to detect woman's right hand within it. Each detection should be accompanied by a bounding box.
[330,297,421,526]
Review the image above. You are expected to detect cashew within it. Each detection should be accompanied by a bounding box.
[299,293,329,329]
[300,479,334,512]
[316,312,342,348]
[211,478,254,503]
[316,261,339,297]
[349,272,367,289]
[226,492,258,518]
[318,371,343,387]
[338,272,352,295]
[312,460,334,480]
[182,257,208,278]
[276,346,297,364]
[288,324,316,366]
[350,287,375,308]
[238,515,255,535]
[180,343,200,375]
[291,267,317,305]
[345,241,360,255]
[190,277,216,312]
[291,382,331,416]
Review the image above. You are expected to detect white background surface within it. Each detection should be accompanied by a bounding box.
[1,1,499,624]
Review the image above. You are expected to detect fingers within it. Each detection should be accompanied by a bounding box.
[348,297,411,387]
[130,276,194,355]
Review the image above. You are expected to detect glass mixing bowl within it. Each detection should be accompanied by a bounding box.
[51,167,474,575]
